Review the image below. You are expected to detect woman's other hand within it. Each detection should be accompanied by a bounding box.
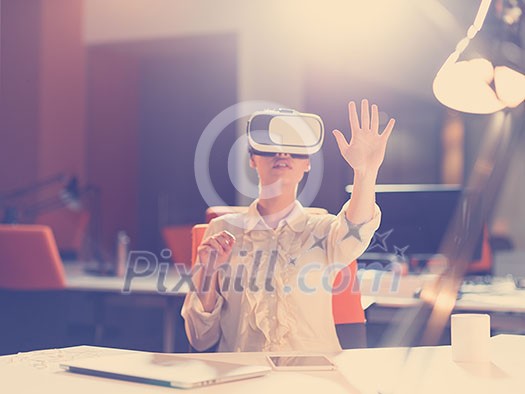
[197,230,236,267]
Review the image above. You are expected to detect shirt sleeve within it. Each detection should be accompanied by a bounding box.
[181,290,224,351]
[326,201,382,266]
[180,219,225,351]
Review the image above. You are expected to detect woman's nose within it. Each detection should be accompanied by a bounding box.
[275,152,291,158]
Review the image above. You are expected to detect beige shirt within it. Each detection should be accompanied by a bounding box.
[181,199,381,352]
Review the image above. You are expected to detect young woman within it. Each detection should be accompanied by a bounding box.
[182,99,395,352]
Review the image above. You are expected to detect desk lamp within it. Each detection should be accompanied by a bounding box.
[432,0,525,114]
[421,0,525,345]
[380,0,525,351]
[0,173,78,224]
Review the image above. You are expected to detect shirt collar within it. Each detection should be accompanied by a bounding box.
[244,199,308,233]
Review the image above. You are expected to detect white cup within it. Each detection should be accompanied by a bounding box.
[451,313,491,363]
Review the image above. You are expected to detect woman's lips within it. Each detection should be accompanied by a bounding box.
[273,159,291,169]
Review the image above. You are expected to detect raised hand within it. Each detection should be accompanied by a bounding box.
[332,99,395,174]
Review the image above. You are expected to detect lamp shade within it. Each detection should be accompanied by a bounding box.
[432,0,525,114]
[494,66,525,108]
[433,59,506,114]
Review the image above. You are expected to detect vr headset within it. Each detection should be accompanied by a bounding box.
[247,109,324,157]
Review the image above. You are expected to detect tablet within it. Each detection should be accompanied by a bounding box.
[266,355,337,371]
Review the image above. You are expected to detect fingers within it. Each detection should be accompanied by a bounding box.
[207,237,226,253]
[197,244,214,261]
[332,129,349,154]
[361,99,370,131]
[214,231,236,251]
[381,118,396,141]
[371,104,379,133]
[349,100,392,138]
[348,101,361,132]
[200,230,236,257]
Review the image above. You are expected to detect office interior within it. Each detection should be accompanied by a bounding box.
[1,0,525,390]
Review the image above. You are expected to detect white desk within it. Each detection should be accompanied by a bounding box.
[65,263,190,294]
[359,271,525,332]
[1,335,524,393]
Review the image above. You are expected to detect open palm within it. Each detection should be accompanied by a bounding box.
[333,100,395,173]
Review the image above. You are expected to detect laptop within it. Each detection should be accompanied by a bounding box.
[60,352,271,389]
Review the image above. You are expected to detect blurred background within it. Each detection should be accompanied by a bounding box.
[4,0,523,256]
[1,0,524,353]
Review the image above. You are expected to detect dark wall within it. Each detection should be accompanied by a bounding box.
[86,34,237,253]
[86,48,140,256]
[138,35,237,252]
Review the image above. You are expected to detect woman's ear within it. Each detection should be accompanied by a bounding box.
[249,155,256,169]
[305,159,311,173]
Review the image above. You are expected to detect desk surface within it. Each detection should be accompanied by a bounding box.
[1,335,524,394]
[64,263,189,295]
[65,264,525,313]
[359,270,525,314]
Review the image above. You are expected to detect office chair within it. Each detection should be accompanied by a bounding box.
[190,206,367,350]
[161,224,193,267]
[35,210,90,260]
[0,224,68,355]
[466,226,493,275]
[0,224,66,290]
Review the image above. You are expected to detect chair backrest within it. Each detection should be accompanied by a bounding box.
[191,224,209,268]
[162,224,194,267]
[35,210,90,256]
[191,208,365,325]
[331,264,365,324]
[0,224,66,290]
[467,225,493,274]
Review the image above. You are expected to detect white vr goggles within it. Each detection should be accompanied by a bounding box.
[247,109,324,157]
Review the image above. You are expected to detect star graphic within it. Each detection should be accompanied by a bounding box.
[288,257,297,266]
[394,245,410,260]
[310,235,327,251]
[342,221,364,242]
[368,229,393,251]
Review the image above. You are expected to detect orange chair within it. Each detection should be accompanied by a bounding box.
[0,224,66,290]
[0,224,68,354]
[466,226,493,275]
[162,225,194,267]
[191,224,209,267]
[190,206,367,348]
[331,263,365,324]
[35,210,90,260]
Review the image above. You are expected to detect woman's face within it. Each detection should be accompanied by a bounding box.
[249,152,311,191]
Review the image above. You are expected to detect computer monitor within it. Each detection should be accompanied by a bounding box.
[346,184,483,262]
